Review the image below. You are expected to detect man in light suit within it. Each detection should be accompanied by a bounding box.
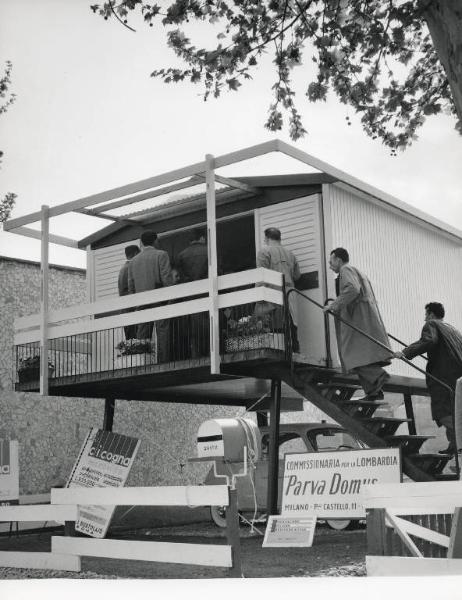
[128,230,173,361]
[256,227,301,352]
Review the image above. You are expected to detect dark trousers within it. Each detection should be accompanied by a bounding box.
[137,319,169,363]
[353,363,389,396]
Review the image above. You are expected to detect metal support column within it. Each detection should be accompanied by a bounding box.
[103,398,115,432]
[40,205,50,396]
[206,153,220,374]
[266,378,281,516]
[403,393,417,436]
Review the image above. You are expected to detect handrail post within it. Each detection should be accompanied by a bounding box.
[40,204,50,396]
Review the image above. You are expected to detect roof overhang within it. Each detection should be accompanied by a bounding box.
[4,139,462,247]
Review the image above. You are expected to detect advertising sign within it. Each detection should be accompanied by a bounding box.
[0,439,19,506]
[282,448,401,519]
[263,515,317,548]
[67,428,140,538]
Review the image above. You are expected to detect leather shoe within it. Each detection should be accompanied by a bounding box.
[438,446,456,456]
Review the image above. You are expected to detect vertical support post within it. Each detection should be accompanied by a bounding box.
[403,393,417,436]
[366,508,387,556]
[103,398,115,432]
[448,507,462,558]
[256,412,268,427]
[40,205,50,396]
[266,378,281,516]
[206,153,220,374]
[225,487,243,577]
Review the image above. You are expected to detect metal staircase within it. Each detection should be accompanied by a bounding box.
[280,365,456,482]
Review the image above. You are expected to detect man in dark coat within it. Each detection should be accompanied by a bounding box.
[324,248,391,401]
[393,302,462,455]
[118,244,140,340]
[177,227,209,357]
[128,230,173,361]
[177,227,208,282]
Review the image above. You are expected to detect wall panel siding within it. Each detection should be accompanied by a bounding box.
[93,240,138,300]
[328,183,462,378]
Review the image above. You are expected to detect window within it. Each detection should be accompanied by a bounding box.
[261,433,308,459]
[310,429,360,452]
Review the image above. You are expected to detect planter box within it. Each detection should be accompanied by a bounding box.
[17,367,54,384]
[113,352,157,370]
[225,333,285,353]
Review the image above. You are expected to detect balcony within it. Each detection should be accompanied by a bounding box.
[13,268,293,399]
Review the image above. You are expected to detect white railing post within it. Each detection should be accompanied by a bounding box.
[40,204,50,395]
[206,154,220,374]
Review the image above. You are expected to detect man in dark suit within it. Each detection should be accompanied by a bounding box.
[118,244,140,340]
[393,302,462,456]
[128,230,173,361]
[177,227,208,282]
[177,227,209,357]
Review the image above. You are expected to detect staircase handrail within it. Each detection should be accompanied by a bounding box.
[287,286,460,478]
[286,287,453,393]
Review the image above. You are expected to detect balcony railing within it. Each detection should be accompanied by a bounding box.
[13,268,291,389]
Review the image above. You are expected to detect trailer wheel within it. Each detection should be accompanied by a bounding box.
[210,505,227,528]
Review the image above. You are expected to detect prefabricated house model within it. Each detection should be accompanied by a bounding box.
[4,140,462,576]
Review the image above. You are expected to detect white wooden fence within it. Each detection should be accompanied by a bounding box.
[364,481,462,576]
[0,484,242,576]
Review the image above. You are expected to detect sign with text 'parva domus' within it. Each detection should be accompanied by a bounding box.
[282,448,401,519]
[67,428,140,538]
[0,439,19,506]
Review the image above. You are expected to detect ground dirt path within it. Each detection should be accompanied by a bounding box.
[0,522,366,579]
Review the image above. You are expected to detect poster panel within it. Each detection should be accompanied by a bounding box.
[67,428,140,538]
[263,515,317,548]
[282,448,401,519]
[0,439,19,506]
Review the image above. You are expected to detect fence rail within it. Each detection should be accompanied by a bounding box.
[0,484,242,576]
[364,481,462,576]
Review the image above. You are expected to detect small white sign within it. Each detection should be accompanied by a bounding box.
[0,439,19,506]
[263,515,317,547]
[67,428,140,538]
[282,448,401,518]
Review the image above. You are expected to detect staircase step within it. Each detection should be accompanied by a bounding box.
[340,399,388,419]
[434,472,460,481]
[385,435,434,454]
[363,417,410,437]
[318,383,362,390]
[408,453,453,475]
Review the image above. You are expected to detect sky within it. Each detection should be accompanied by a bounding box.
[1,0,462,269]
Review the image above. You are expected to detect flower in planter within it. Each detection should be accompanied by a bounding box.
[17,354,55,383]
[18,355,54,371]
[116,338,152,357]
[226,314,272,338]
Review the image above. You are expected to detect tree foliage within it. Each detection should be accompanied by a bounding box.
[1,60,16,222]
[91,1,460,152]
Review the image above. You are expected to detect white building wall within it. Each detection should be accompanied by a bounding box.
[326,183,462,378]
